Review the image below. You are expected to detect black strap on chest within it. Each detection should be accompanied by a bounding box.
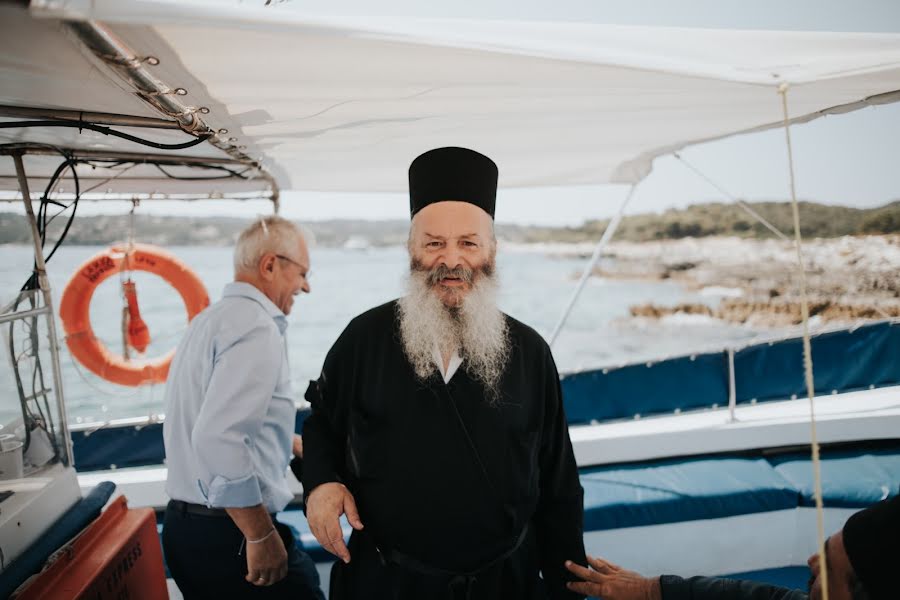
[377,523,529,600]
[437,383,505,510]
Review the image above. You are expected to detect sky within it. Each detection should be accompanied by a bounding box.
[3,0,899,226]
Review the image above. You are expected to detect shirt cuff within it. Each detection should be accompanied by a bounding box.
[659,575,686,598]
[205,473,263,507]
[300,472,342,513]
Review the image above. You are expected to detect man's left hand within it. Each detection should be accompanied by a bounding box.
[292,434,303,459]
[565,555,662,600]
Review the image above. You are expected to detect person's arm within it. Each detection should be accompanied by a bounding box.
[300,369,346,497]
[289,434,303,483]
[564,557,808,600]
[660,575,808,600]
[301,336,364,563]
[191,322,283,507]
[190,322,287,585]
[535,345,587,599]
[226,505,287,586]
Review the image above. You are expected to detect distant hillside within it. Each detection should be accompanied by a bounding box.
[1,200,898,247]
[514,200,900,244]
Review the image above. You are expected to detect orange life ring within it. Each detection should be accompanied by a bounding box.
[59,243,209,387]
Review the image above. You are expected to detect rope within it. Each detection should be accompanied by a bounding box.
[672,152,790,241]
[779,83,829,600]
[119,198,141,359]
[121,305,130,360]
[549,184,638,347]
[66,348,141,400]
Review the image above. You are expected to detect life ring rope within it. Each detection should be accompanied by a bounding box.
[59,243,209,387]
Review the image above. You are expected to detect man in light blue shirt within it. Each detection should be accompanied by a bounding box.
[162,216,322,599]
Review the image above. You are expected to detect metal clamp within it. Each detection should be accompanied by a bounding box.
[96,53,160,69]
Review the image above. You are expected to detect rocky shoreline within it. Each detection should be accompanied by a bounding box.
[588,235,900,327]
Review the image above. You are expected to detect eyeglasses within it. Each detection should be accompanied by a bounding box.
[275,254,311,280]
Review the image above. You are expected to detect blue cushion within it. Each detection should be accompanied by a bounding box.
[276,448,900,557]
[771,448,900,507]
[581,457,798,531]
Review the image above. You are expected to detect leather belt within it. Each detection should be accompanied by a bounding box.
[377,523,529,600]
[169,499,229,518]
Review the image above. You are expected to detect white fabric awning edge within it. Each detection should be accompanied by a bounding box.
[32,1,900,85]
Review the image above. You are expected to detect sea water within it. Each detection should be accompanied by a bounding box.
[0,244,759,423]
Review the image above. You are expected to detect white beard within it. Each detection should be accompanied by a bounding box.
[397,269,510,401]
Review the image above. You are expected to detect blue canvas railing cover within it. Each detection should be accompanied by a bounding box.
[562,320,900,425]
[733,321,900,404]
[561,352,728,424]
[72,410,311,472]
[71,422,166,472]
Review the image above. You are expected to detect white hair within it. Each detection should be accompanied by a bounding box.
[233,216,307,275]
[397,268,509,402]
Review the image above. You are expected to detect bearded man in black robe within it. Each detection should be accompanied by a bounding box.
[302,147,587,600]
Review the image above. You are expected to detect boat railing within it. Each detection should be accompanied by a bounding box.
[560,318,900,425]
[67,319,900,472]
[1,288,72,479]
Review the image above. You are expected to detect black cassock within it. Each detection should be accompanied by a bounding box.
[303,301,586,600]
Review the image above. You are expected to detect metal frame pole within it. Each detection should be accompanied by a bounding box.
[727,348,737,422]
[549,184,638,347]
[0,306,51,325]
[0,105,182,129]
[13,152,73,467]
[0,145,249,165]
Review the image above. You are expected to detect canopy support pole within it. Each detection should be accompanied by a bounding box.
[727,348,737,423]
[549,184,637,347]
[12,152,73,466]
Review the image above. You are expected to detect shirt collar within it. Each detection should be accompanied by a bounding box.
[432,344,463,383]
[223,281,288,334]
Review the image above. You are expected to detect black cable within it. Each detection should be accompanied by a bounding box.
[38,158,74,248]
[9,298,34,453]
[43,165,79,264]
[19,157,80,291]
[0,120,212,151]
[45,201,74,228]
[153,163,250,180]
[30,334,60,459]
[6,147,77,461]
[83,160,131,169]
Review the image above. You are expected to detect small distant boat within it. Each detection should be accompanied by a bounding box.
[342,236,371,251]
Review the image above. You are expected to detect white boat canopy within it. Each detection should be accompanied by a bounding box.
[1,1,899,200]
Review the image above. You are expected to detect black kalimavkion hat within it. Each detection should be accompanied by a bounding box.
[842,495,900,600]
[408,147,498,219]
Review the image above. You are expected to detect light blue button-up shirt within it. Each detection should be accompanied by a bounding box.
[163,281,295,513]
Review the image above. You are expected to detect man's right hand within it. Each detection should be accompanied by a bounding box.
[306,482,364,563]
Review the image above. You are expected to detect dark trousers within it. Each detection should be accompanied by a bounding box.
[162,502,324,600]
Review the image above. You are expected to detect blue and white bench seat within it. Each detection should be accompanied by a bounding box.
[278,445,900,590]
